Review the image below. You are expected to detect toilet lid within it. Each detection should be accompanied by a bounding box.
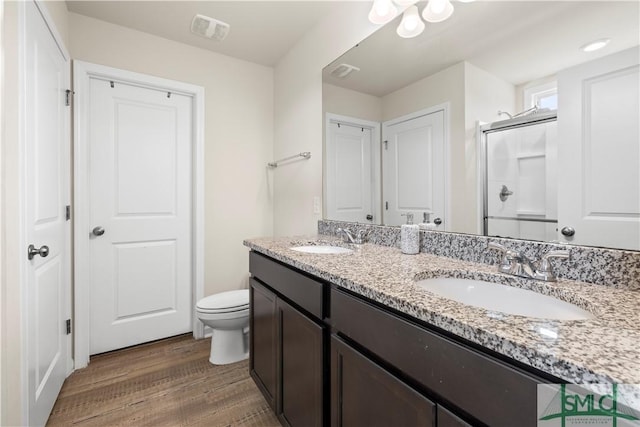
[197,289,249,312]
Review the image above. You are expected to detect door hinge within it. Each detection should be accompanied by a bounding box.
[384,140,388,150]
[66,319,72,335]
[65,205,71,221]
[385,201,389,210]
[65,89,74,106]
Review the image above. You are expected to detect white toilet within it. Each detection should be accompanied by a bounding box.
[196,289,250,365]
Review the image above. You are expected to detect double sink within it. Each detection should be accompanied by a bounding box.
[289,243,594,322]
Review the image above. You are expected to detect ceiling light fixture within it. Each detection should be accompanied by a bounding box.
[368,0,398,25]
[397,5,425,38]
[369,0,460,38]
[580,38,611,52]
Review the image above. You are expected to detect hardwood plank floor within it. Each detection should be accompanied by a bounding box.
[47,335,281,427]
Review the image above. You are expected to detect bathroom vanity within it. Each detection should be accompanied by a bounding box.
[245,229,640,427]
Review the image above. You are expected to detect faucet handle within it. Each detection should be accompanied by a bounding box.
[537,249,570,272]
[355,228,370,244]
[336,227,355,243]
[487,242,519,271]
[533,249,570,282]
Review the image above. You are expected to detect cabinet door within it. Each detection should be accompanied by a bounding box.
[250,279,278,409]
[437,406,472,427]
[331,335,435,427]
[279,298,324,427]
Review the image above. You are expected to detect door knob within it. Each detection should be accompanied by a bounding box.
[561,226,575,237]
[92,226,105,236]
[27,244,49,260]
[433,218,442,226]
[499,185,514,202]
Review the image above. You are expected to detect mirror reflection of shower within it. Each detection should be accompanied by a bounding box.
[481,112,558,242]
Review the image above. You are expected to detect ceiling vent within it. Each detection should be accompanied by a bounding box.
[330,63,361,79]
[190,14,230,41]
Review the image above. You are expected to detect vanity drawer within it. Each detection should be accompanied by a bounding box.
[330,288,547,427]
[249,251,323,319]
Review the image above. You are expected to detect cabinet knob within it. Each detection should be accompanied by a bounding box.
[561,226,575,237]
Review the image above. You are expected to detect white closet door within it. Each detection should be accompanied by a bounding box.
[88,78,193,354]
[23,1,71,425]
[325,118,378,223]
[557,48,640,250]
[383,110,445,227]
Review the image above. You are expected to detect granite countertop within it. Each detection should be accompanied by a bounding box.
[244,235,640,386]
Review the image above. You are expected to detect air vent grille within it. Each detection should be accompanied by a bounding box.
[191,14,230,41]
[330,63,360,79]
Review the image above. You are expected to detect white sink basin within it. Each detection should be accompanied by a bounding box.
[290,245,353,254]
[416,277,594,321]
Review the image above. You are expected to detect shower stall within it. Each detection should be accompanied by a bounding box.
[479,111,558,242]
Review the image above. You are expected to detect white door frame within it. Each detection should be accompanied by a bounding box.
[73,61,205,369]
[382,103,451,230]
[18,0,72,423]
[324,113,381,223]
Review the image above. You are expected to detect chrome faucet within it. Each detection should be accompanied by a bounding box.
[337,227,356,244]
[337,227,370,245]
[487,242,570,282]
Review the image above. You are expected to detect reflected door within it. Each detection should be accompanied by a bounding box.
[23,1,71,424]
[325,119,378,223]
[383,110,445,227]
[557,47,640,250]
[88,78,193,354]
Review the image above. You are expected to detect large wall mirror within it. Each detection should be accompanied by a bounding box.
[322,1,639,251]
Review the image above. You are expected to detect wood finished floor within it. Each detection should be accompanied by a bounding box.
[47,335,281,427]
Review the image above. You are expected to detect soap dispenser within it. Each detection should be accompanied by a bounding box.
[419,212,437,231]
[400,213,420,255]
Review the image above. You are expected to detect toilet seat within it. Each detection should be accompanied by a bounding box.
[196,289,249,314]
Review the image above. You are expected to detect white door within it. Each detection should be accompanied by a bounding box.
[325,117,379,223]
[88,78,193,355]
[557,47,640,250]
[383,110,445,227]
[23,1,71,425]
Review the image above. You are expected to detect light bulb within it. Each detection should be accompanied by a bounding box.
[368,0,398,25]
[397,5,425,38]
[430,0,446,14]
[422,0,454,23]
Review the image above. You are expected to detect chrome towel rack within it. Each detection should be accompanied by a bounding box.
[268,151,311,168]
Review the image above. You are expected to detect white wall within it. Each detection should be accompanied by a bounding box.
[464,62,516,233]
[273,3,379,236]
[322,83,382,123]
[68,12,274,295]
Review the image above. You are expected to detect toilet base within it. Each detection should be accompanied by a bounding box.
[209,328,249,365]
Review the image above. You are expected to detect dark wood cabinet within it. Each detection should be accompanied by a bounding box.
[331,335,435,427]
[437,406,472,427]
[279,299,324,427]
[249,252,325,427]
[249,278,277,410]
[249,250,562,427]
[330,288,548,427]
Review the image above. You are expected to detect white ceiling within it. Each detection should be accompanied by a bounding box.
[66,1,338,66]
[66,1,640,90]
[323,1,640,97]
